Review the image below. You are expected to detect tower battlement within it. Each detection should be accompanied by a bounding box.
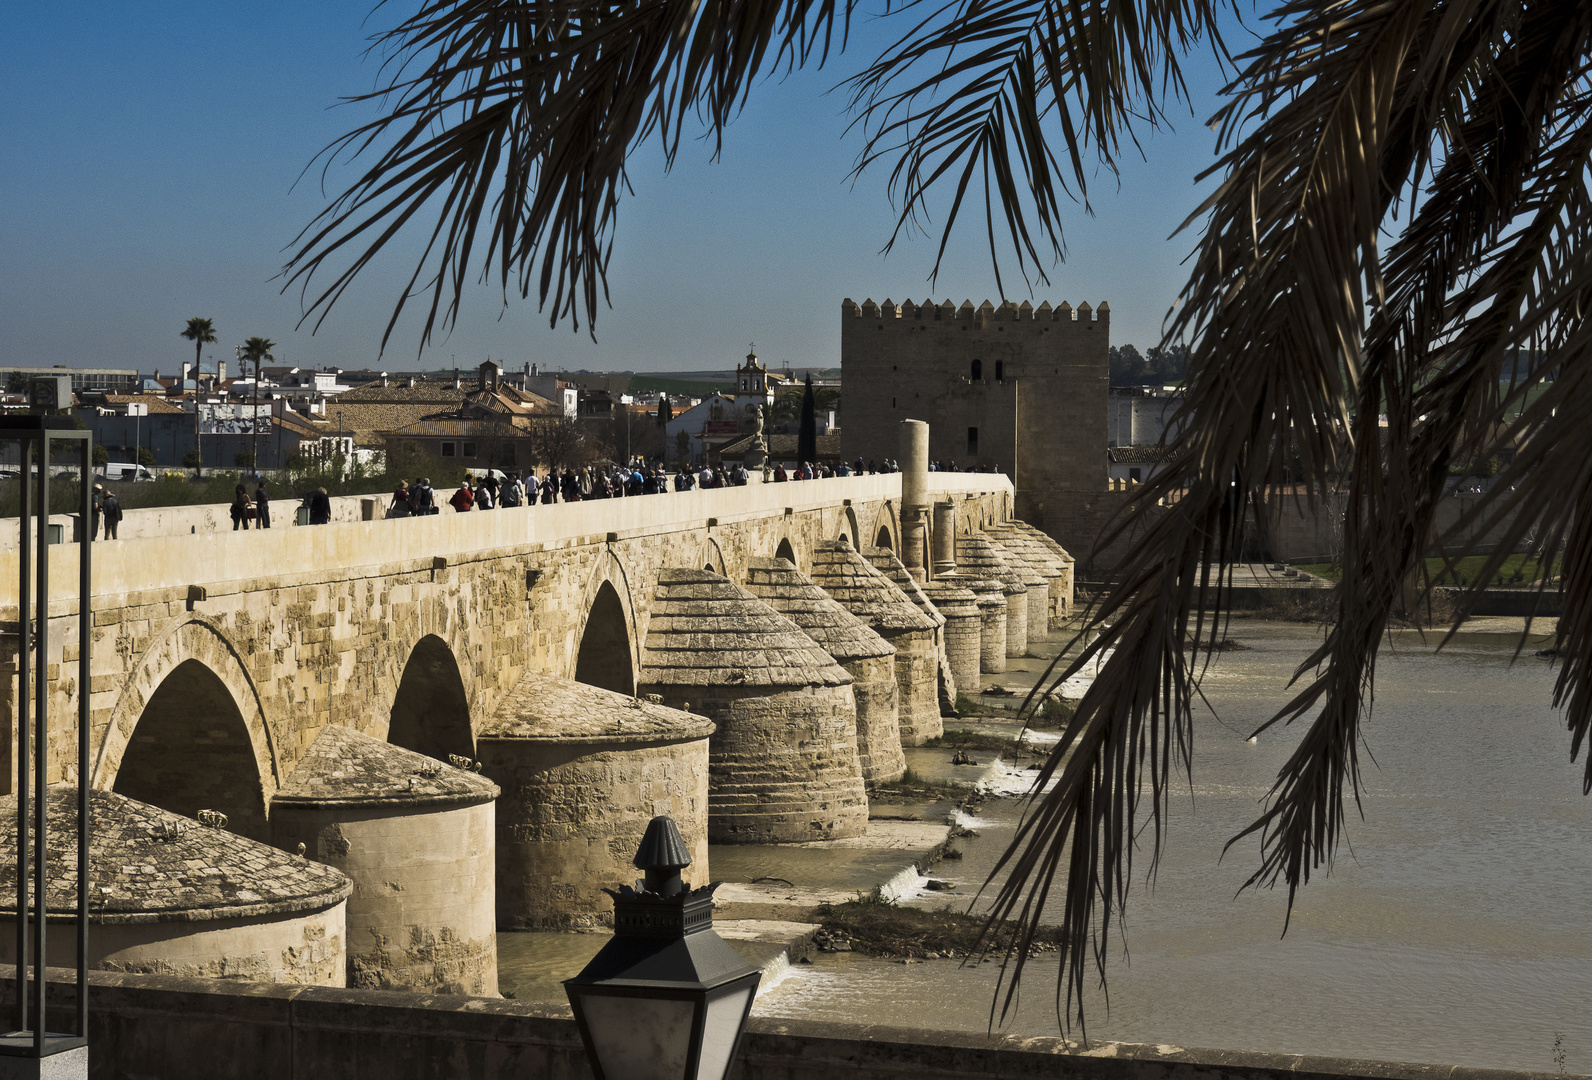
[842,297,1109,330]
[841,293,1110,556]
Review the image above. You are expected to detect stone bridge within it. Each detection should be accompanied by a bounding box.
[0,472,1015,845]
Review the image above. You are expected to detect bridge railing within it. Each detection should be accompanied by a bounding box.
[0,473,1011,607]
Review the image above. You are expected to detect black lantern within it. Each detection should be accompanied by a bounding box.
[564,817,760,1080]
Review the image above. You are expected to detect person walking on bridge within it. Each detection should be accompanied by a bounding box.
[231,484,254,530]
[255,480,271,528]
[450,480,474,512]
[309,487,332,524]
[100,489,122,539]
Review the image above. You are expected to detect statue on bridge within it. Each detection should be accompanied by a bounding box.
[745,403,768,472]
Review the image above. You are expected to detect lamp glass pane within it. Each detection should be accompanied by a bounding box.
[693,984,756,1080]
[582,993,696,1080]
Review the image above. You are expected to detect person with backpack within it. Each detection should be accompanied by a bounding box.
[409,477,435,515]
[500,473,522,508]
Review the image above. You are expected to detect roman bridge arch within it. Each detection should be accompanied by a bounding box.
[838,506,862,548]
[700,536,730,577]
[93,615,278,842]
[573,550,642,696]
[870,502,900,553]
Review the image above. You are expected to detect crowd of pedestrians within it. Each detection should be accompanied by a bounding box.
[83,453,998,539]
[388,456,916,515]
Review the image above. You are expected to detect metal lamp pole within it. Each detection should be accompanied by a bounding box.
[1,390,93,1076]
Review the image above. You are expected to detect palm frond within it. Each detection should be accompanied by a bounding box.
[846,0,1231,293]
[986,0,1592,1032]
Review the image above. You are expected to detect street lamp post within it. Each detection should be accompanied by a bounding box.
[564,817,760,1080]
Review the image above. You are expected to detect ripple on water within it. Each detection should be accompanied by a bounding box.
[758,621,1592,1073]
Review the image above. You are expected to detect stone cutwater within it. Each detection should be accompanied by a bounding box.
[269,725,499,995]
[476,671,714,928]
[1005,520,1076,622]
[745,556,905,783]
[638,568,867,844]
[0,787,351,985]
[955,533,1029,659]
[862,544,954,732]
[920,576,981,698]
[809,540,944,745]
[985,523,1071,629]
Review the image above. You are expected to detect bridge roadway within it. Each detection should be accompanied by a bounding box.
[0,472,1011,840]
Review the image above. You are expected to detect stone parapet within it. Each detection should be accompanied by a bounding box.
[9,965,1555,1080]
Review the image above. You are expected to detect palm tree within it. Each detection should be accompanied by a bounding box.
[180,317,216,373]
[180,317,218,475]
[241,337,276,475]
[286,0,1592,1030]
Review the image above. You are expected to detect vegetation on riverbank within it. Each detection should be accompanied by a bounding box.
[813,895,1061,961]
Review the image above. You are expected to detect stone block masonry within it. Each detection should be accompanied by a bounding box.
[0,472,1037,941]
[8,967,1574,1080]
[841,297,1110,562]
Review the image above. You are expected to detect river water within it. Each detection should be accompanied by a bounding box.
[754,620,1592,1072]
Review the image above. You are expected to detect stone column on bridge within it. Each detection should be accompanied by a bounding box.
[985,525,1067,635]
[899,419,930,580]
[932,501,958,577]
[985,523,1069,629]
[921,577,981,699]
[0,788,353,988]
[638,569,868,844]
[1005,520,1077,623]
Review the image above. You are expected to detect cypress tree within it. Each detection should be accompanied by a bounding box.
[797,373,817,465]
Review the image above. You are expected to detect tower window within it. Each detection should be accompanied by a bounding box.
[995,360,1004,382]
[967,427,979,455]
[971,359,982,380]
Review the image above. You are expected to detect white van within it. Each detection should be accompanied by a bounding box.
[101,463,155,482]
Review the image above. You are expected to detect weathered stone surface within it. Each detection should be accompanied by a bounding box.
[0,787,349,986]
[1004,519,1077,622]
[638,569,866,843]
[273,723,498,810]
[17,964,1545,1080]
[984,523,1072,628]
[860,546,946,630]
[745,557,904,783]
[956,534,1028,658]
[920,577,981,698]
[477,671,713,928]
[270,726,498,995]
[809,542,942,745]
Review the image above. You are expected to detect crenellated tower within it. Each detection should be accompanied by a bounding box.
[839,296,1110,559]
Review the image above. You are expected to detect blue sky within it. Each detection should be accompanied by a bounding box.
[1,2,1243,375]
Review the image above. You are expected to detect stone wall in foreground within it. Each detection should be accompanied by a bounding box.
[8,967,1578,1080]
